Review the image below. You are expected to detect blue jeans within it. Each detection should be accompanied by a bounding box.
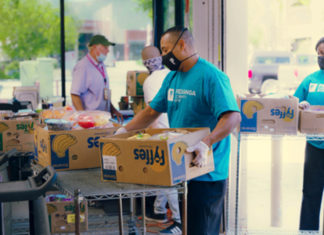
[187,180,226,235]
[300,142,324,230]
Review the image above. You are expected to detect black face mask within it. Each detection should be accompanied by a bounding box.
[162,51,182,71]
[162,28,187,71]
[318,56,324,70]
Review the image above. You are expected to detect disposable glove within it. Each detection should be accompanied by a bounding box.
[114,127,127,135]
[186,141,210,168]
[299,101,310,110]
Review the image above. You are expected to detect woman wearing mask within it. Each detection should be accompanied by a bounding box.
[294,37,324,231]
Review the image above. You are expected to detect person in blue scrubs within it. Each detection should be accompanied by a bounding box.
[116,26,241,235]
[294,37,324,231]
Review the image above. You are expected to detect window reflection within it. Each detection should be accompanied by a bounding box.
[65,0,152,107]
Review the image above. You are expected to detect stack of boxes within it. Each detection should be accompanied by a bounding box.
[126,71,149,115]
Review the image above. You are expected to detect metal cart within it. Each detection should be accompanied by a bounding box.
[44,167,187,235]
[0,150,56,235]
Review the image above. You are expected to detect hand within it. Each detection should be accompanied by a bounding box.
[112,109,124,123]
[115,127,127,135]
[299,101,310,110]
[186,141,210,168]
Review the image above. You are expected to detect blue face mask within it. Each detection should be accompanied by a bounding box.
[97,53,106,62]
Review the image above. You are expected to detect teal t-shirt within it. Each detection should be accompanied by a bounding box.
[150,57,240,181]
[294,70,324,149]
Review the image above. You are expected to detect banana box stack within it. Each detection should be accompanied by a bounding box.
[299,106,324,133]
[99,128,215,186]
[0,119,36,152]
[237,95,299,134]
[35,125,118,170]
[47,200,88,233]
[126,70,149,96]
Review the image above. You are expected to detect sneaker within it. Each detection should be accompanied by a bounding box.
[159,221,182,235]
[145,212,168,223]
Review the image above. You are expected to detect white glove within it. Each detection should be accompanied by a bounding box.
[186,141,210,168]
[299,101,310,110]
[114,127,127,135]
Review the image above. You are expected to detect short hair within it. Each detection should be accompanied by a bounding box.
[141,46,161,60]
[315,37,324,51]
[161,26,194,47]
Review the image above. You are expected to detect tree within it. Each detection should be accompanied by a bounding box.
[0,0,79,78]
[133,0,153,18]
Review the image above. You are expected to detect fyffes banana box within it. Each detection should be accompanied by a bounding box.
[35,125,118,170]
[299,105,324,133]
[99,128,215,186]
[237,95,299,134]
[47,197,88,233]
[0,119,36,152]
[126,70,149,96]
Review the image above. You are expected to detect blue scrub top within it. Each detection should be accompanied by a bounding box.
[150,57,240,181]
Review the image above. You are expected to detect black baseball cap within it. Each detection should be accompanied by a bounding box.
[89,34,116,47]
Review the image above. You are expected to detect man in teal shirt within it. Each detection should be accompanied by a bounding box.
[294,37,324,231]
[116,26,241,235]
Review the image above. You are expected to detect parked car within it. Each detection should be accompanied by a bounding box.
[277,54,318,94]
[248,51,292,94]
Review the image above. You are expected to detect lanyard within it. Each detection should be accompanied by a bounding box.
[86,54,107,85]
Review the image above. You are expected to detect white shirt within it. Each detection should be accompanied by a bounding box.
[143,68,170,128]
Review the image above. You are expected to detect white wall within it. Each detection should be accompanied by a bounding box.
[225,0,248,95]
[192,0,248,95]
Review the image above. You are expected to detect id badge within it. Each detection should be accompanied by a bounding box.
[104,88,111,100]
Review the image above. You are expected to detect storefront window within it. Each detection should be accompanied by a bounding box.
[65,0,152,107]
[0,0,152,109]
[248,0,324,95]
[0,0,72,105]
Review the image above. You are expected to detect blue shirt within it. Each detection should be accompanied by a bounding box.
[71,54,110,111]
[150,57,240,181]
[294,70,324,149]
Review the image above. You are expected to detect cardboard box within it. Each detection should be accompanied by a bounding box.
[35,125,118,170]
[299,106,324,133]
[100,128,215,186]
[47,200,88,233]
[126,71,149,96]
[0,119,37,152]
[238,95,299,134]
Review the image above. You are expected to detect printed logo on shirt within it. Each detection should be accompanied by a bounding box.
[175,89,196,96]
[309,83,318,92]
[317,84,324,92]
[168,89,174,101]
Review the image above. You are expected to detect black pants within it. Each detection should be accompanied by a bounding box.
[187,180,226,235]
[300,143,324,230]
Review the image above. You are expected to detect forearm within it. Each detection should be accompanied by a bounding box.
[110,102,117,113]
[124,106,161,131]
[203,111,241,147]
[71,94,84,111]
